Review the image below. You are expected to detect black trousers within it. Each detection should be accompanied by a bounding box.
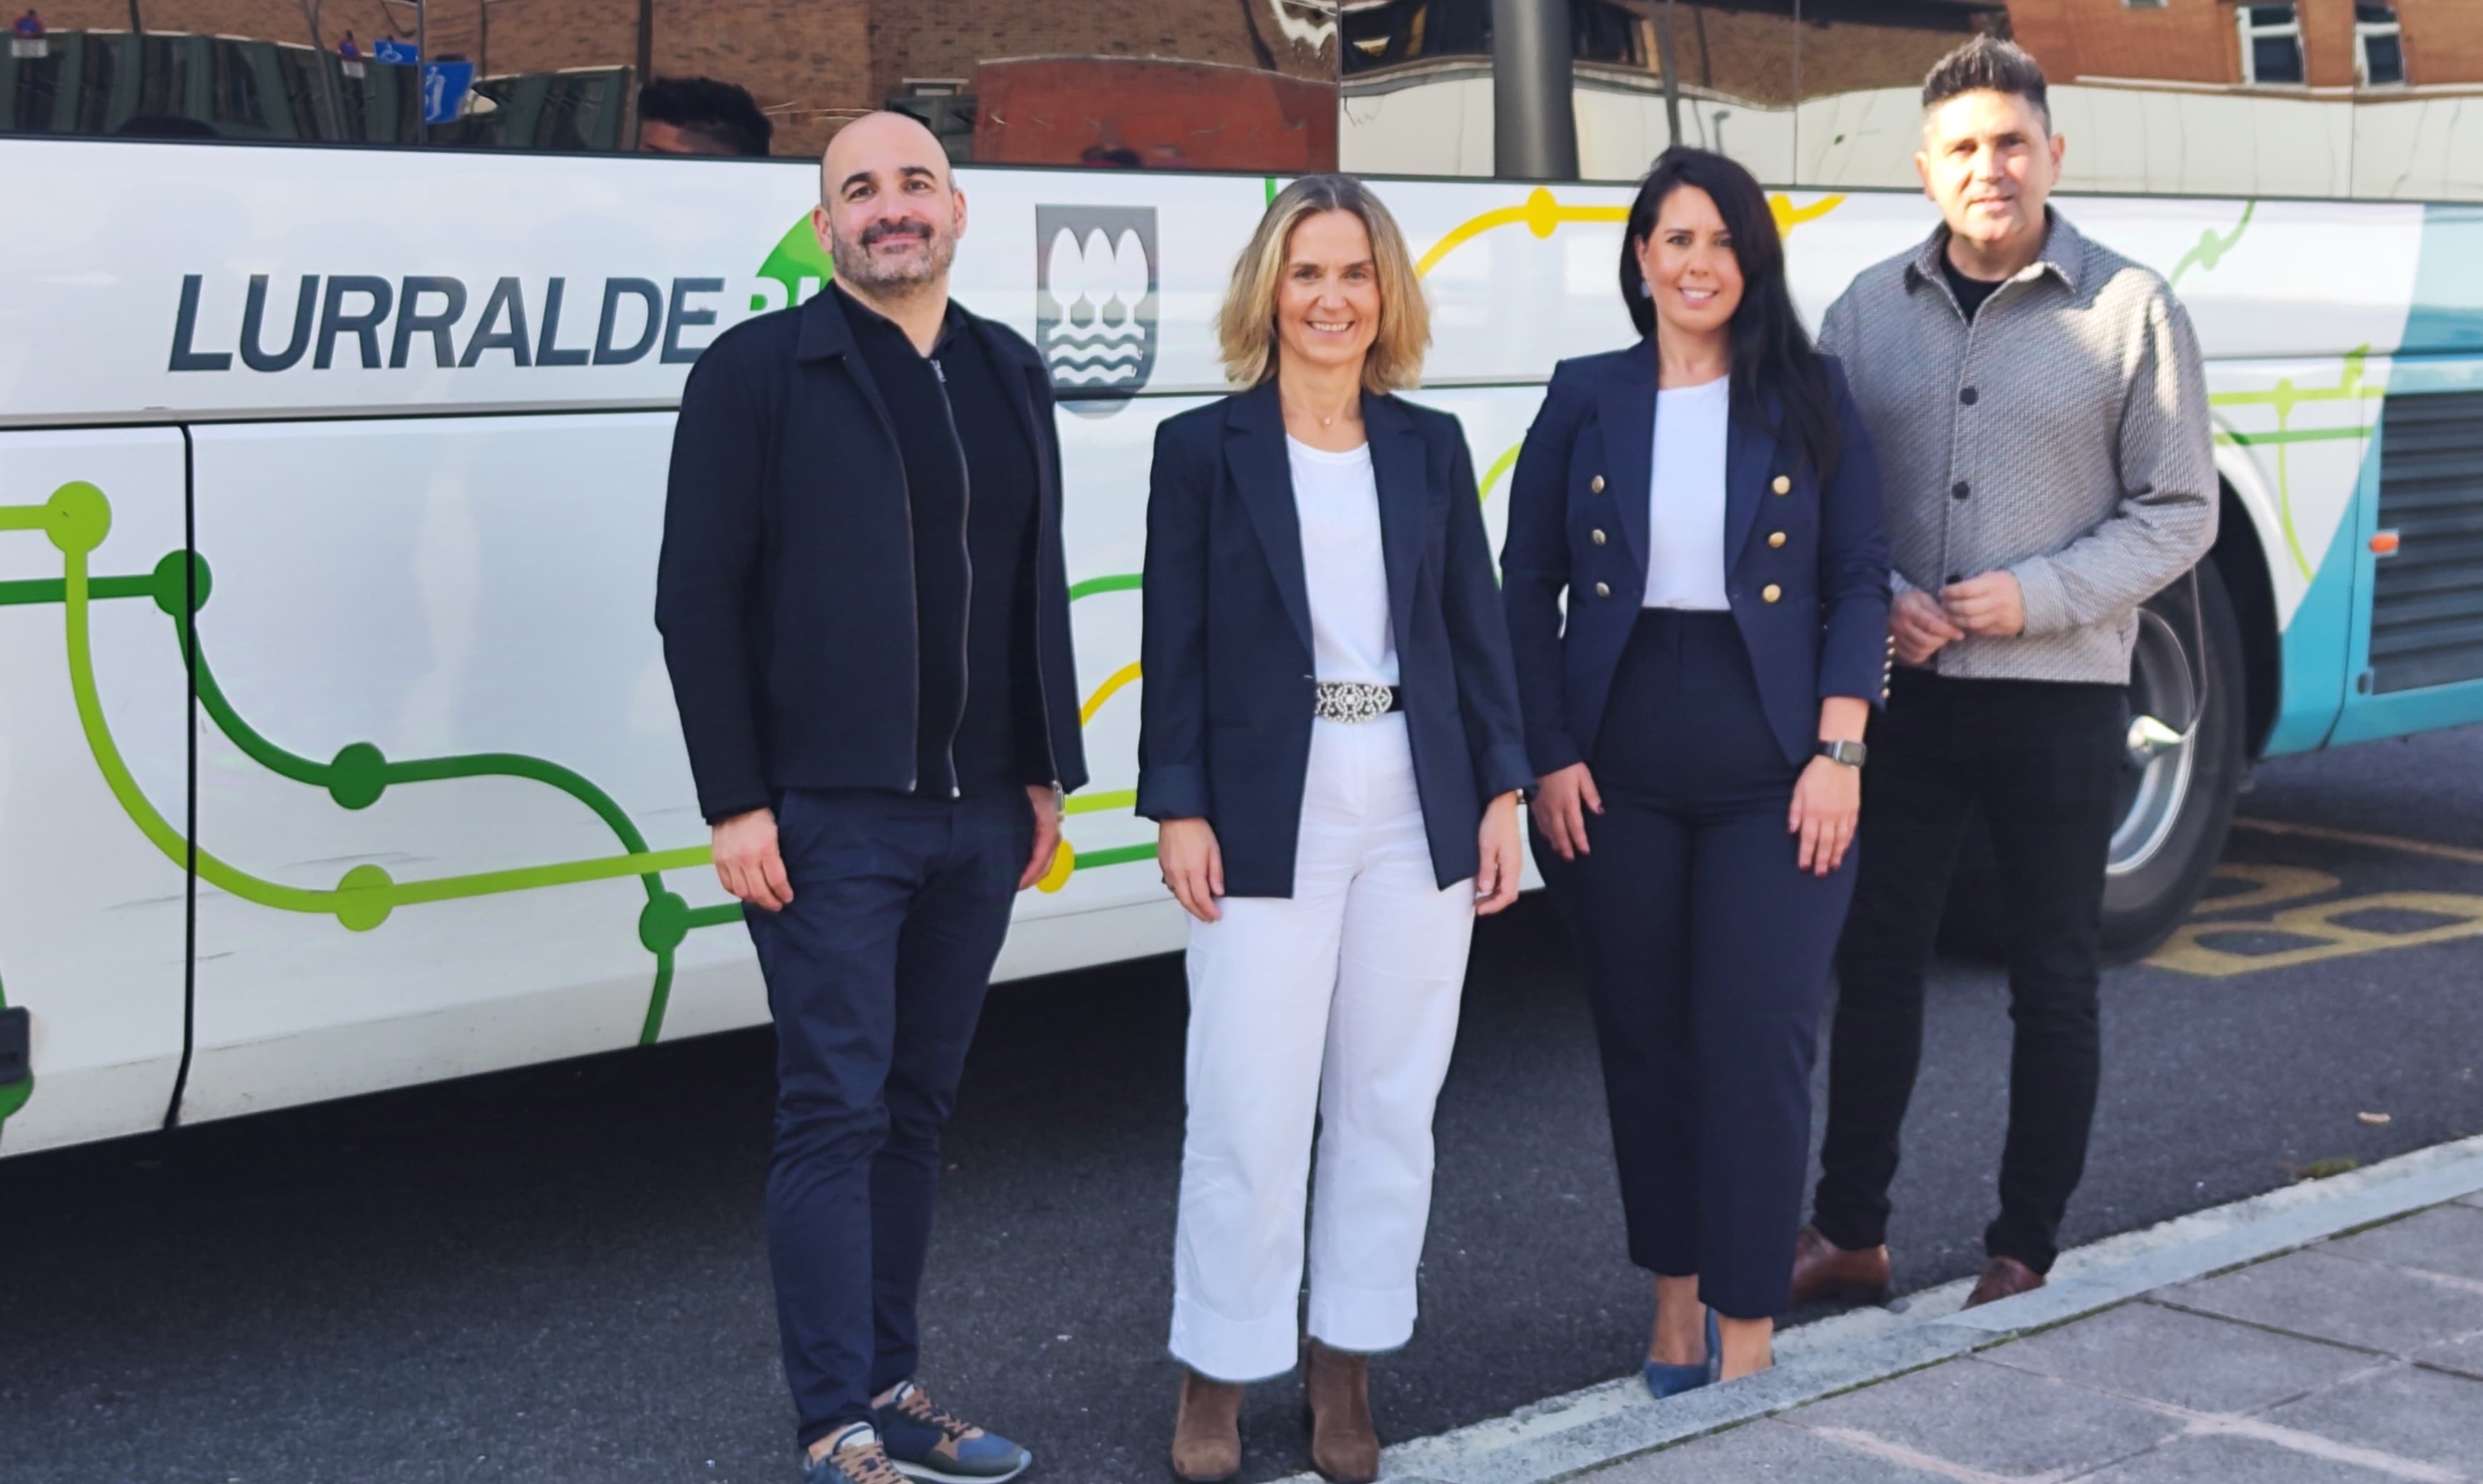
[1812,667,2123,1274]
[1580,612,1856,1320]
[746,788,1031,1448]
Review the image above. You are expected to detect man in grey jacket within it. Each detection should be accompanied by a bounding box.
[1792,36,2217,1309]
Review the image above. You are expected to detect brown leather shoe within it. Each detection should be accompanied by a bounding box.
[1789,1224,1893,1307]
[1171,1368,1244,1483]
[1963,1255,2045,1309]
[1304,1340,1380,1484]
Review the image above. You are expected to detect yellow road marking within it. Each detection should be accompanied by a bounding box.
[2151,891,2483,978]
[2229,817,2483,868]
[2187,862,2342,916]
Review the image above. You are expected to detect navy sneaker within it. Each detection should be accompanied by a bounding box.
[801,1423,909,1484]
[874,1380,1034,1482]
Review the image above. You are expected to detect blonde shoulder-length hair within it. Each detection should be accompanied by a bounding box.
[1215,174,1432,394]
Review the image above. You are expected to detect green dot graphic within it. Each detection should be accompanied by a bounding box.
[151,551,212,616]
[334,863,394,931]
[46,482,110,556]
[327,743,389,811]
[639,891,691,953]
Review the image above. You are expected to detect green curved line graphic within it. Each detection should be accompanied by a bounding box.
[1068,572,1142,602]
[64,546,712,918]
[2172,201,2256,288]
[1481,443,1521,501]
[3,485,1182,1082]
[2205,348,2382,583]
[6,484,723,1046]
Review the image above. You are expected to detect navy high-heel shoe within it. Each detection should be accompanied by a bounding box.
[1639,1309,1720,1399]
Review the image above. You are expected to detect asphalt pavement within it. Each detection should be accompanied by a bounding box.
[4,726,2482,1484]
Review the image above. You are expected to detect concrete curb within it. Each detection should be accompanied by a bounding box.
[1272,1133,2483,1484]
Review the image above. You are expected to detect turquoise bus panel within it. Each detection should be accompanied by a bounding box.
[2265,510,2360,758]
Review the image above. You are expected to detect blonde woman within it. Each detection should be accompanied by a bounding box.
[1136,174,1531,1483]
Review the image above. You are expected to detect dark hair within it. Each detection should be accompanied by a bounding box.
[1618,146,1839,482]
[1922,36,2050,134]
[638,75,773,157]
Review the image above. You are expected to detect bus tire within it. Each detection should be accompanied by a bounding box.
[1937,561,2248,965]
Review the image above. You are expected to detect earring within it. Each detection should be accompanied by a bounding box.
[1639,281,1652,298]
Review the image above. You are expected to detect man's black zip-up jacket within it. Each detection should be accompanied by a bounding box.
[655,287,1089,824]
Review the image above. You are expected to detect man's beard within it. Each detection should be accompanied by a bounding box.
[830,217,956,294]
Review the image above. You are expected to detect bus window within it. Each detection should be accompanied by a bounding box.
[0,0,639,149]
[1340,0,1495,176]
[0,3,1344,170]
[1573,0,1799,182]
[1341,0,1799,182]
[2352,1,2483,199]
[1792,1,1999,189]
[666,0,1340,170]
[1793,2,2352,198]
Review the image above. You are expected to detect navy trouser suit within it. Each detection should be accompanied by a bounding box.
[1502,344,1890,1318]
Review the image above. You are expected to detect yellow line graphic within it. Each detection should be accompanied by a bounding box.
[1414,186,1847,279]
[1081,660,1143,726]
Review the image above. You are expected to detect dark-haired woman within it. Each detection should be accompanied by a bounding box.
[1501,147,1891,1389]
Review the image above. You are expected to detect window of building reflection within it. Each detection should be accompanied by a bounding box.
[2239,3,2309,85]
[2355,2,2405,85]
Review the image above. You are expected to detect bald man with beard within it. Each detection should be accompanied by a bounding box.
[656,112,1087,1484]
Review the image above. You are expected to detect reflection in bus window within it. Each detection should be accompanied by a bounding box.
[639,76,771,158]
[0,3,1342,173]
[1789,1,2479,201]
[1573,0,1799,181]
[1342,0,1803,181]
[1339,0,1494,176]
[2352,0,2480,199]
[0,0,636,148]
[667,1,1339,169]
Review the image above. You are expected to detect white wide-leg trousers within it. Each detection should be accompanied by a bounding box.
[1169,714,1478,1382]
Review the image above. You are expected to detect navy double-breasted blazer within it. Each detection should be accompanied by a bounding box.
[1500,344,1892,777]
[1136,381,1534,898]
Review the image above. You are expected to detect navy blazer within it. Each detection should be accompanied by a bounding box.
[1136,381,1534,898]
[1501,344,1892,776]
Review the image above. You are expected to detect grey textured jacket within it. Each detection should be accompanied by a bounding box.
[1818,209,2216,684]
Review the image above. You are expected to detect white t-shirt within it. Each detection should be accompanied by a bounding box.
[1643,375,1733,611]
[1287,436,1400,686]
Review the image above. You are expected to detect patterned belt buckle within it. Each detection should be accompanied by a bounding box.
[1314,681,1399,723]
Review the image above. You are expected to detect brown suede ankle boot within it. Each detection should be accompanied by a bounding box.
[1171,1368,1244,1483]
[1305,1340,1380,1484]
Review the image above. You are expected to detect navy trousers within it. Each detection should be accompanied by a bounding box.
[1580,612,1856,1320]
[746,787,1031,1449]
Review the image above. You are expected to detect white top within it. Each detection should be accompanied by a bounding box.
[1643,376,1734,612]
[1287,436,1400,687]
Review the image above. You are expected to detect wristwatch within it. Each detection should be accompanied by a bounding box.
[1816,740,1869,769]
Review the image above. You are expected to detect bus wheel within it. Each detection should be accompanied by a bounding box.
[2099,561,2247,959]
[1937,563,2248,964]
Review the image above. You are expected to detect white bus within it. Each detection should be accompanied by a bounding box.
[5,0,2479,1157]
